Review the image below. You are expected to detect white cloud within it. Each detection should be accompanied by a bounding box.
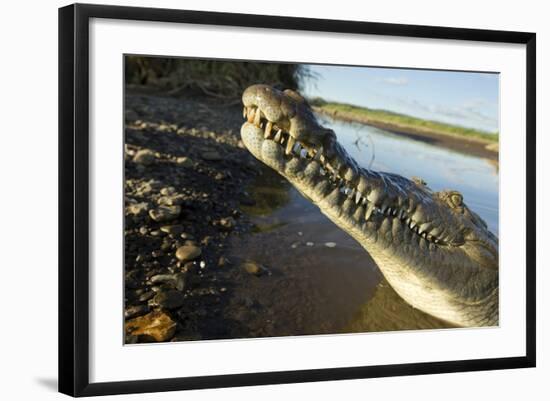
[379,77,409,86]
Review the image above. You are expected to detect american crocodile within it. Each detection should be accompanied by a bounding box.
[240,84,499,328]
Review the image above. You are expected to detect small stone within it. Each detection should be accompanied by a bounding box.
[217,256,230,267]
[160,187,176,196]
[219,217,235,231]
[160,225,184,235]
[125,304,150,319]
[133,149,155,165]
[138,291,155,302]
[242,261,267,276]
[149,205,181,222]
[201,150,222,161]
[158,195,185,206]
[214,172,225,180]
[125,311,176,342]
[200,236,212,245]
[139,226,149,235]
[324,242,337,248]
[306,242,314,247]
[150,273,186,291]
[125,109,139,122]
[150,290,186,309]
[199,261,206,269]
[175,245,202,262]
[126,202,149,216]
[176,157,193,167]
[150,230,163,237]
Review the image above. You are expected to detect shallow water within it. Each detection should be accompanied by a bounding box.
[226,117,498,336]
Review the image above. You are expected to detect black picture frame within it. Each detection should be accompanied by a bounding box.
[58,3,536,397]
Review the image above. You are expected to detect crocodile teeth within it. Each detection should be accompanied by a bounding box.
[254,108,261,126]
[314,150,323,162]
[355,191,362,204]
[247,108,255,123]
[274,129,282,143]
[243,107,247,118]
[264,121,273,139]
[365,203,375,221]
[286,136,295,155]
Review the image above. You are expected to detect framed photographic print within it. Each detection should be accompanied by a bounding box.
[58,3,536,397]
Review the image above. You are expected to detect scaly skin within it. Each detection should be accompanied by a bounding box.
[240,84,499,327]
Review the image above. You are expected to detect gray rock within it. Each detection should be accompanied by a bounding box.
[176,157,193,168]
[150,290,186,309]
[149,205,181,222]
[150,273,186,291]
[126,202,149,216]
[125,304,150,319]
[201,150,222,161]
[324,242,337,248]
[219,217,236,231]
[175,245,202,262]
[158,195,185,206]
[241,261,268,276]
[138,291,155,302]
[133,149,155,165]
[160,186,176,196]
[125,110,139,122]
[160,225,184,235]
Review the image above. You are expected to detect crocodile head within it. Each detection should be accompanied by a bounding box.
[240,84,499,327]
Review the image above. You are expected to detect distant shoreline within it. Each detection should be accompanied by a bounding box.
[313,106,499,161]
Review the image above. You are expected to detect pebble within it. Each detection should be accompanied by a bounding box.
[175,244,202,262]
[150,273,186,291]
[324,242,337,248]
[158,195,185,206]
[306,242,314,246]
[125,304,150,319]
[160,224,184,235]
[201,150,222,161]
[149,205,181,222]
[125,310,176,342]
[125,110,139,122]
[138,291,155,302]
[126,202,149,216]
[176,157,193,167]
[160,187,176,196]
[133,149,155,165]
[241,261,268,276]
[150,290,186,309]
[219,216,235,231]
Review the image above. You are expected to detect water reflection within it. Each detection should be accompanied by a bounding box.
[227,117,498,335]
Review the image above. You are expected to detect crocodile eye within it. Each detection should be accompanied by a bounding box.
[450,192,463,207]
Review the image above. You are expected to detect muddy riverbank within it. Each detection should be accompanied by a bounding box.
[314,107,499,161]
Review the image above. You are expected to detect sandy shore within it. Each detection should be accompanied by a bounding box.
[314,107,499,161]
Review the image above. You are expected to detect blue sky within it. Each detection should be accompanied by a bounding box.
[301,65,500,133]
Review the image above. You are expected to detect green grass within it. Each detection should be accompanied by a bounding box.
[310,98,499,143]
[125,56,313,100]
